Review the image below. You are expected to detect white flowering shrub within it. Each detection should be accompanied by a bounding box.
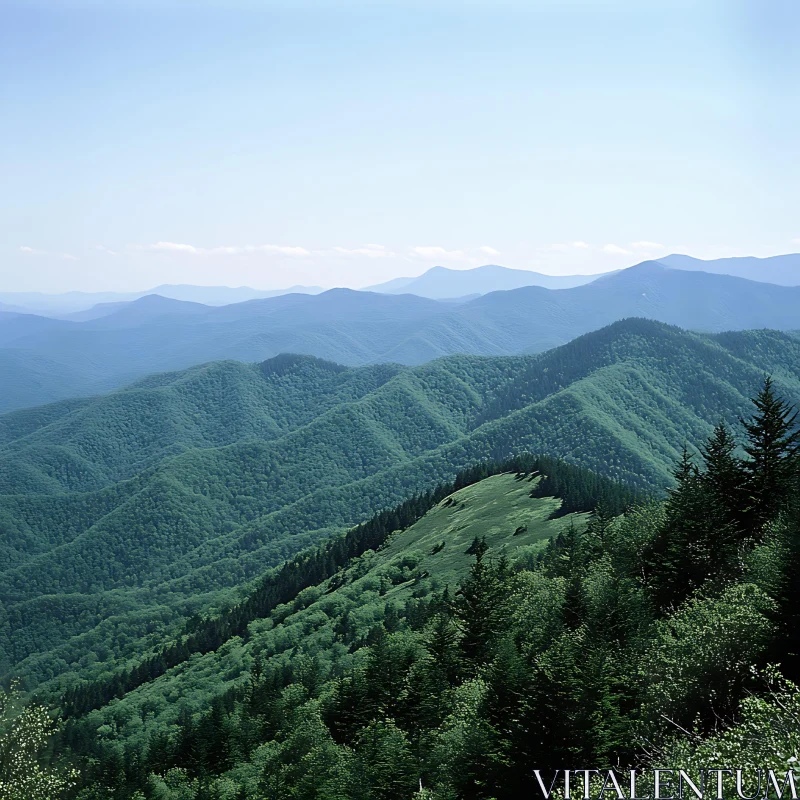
[0,682,78,800]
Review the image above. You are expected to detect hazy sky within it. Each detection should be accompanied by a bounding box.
[2,0,798,292]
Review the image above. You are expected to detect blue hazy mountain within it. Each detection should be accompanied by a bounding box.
[364,263,607,297]
[0,302,30,314]
[0,284,325,317]
[659,252,800,286]
[3,262,800,412]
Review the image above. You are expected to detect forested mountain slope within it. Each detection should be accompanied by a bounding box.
[3,262,800,411]
[59,468,597,796]
[2,320,800,699]
[59,398,800,800]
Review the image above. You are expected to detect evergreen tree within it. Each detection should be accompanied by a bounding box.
[424,610,462,687]
[452,539,510,670]
[354,720,418,800]
[740,376,800,532]
[701,421,745,519]
[644,447,706,609]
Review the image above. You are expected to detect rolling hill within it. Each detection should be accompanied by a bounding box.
[3,263,800,413]
[3,318,800,701]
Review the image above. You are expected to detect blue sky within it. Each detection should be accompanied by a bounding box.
[1,0,798,292]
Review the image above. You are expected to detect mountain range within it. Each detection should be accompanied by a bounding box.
[0,283,324,317]
[3,261,800,412]
[364,263,605,296]
[2,317,800,699]
[659,252,800,286]
[4,252,797,321]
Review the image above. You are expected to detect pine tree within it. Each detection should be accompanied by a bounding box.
[424,611,462,686]
[740,376,800,532]
[644,447,707,608]
[452,538,510,670]
[701,421,745,517]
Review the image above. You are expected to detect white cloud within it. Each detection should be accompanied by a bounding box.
[333,244,393,258]
[630,241,664,250]
[479,246,500,256]
[792,238,800,245]
[139,242,310,257]
[603,244,631,255]
[96,244,118,256]
[410,246,466,261]
[20,245,78,261]
[571,241,589,249]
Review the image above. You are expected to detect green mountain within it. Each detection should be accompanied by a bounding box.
[3,318,800,703]
[58,413,800,800]
[4,262,800,412]
[61,468,596,794]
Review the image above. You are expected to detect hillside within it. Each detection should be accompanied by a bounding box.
[4,263,800,412]
[59,420,800,799]
[59,468,594,792]
[3,319,800,700]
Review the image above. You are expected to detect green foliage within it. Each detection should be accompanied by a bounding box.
[637,583,776,736]
[663,666,800,774]
[58,371,800,796]
[3,328,800,799]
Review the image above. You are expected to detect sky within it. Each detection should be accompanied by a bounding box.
[1,0,799,293]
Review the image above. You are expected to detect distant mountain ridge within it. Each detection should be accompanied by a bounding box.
[4,252,798,319]
[365,263,607,296]
[3,261,800,412]
[367,254,800,298]
[659,252,800,286]
[0,283,324,317]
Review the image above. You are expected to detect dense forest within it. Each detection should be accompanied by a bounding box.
[1,375,798,799]
[1,322,800,799]
[3,319,800,708]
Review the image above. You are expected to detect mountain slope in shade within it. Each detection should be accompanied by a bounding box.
[659,252,800,286]
[3,319,800,694]
[3,263,800,412]
[365,263,607,296]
